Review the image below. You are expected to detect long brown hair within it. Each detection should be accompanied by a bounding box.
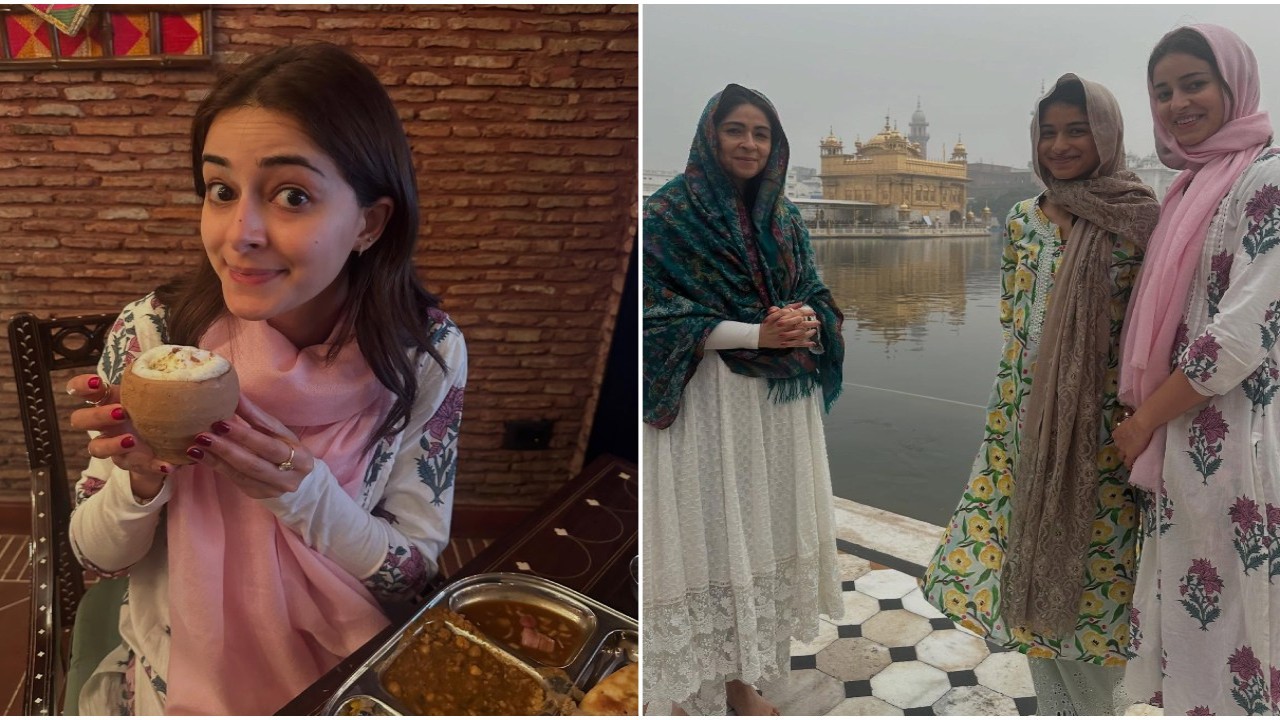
[157,42,443,448]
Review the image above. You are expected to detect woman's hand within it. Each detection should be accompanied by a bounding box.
[1113,407,1155,469]
[759,302,820,349]
[186,396,314,500]
[67,374,172,499]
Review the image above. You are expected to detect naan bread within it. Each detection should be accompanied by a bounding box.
[579,663,638,716]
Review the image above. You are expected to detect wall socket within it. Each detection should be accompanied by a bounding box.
[502,419,554,450]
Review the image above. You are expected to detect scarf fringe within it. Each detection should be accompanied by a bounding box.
[766,368,842,414]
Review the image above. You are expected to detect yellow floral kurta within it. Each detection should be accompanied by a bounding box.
[919,197,1142,664]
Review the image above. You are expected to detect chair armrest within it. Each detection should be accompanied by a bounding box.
[25,465,63,716]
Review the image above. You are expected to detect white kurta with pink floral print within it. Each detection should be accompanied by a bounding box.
[72,294,464,714]
[1126,150,1280,715]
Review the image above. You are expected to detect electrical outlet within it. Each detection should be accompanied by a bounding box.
[502,419,553,450]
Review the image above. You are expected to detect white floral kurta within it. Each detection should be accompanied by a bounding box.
[921,197,1142,664]
[1126,149,1280,715]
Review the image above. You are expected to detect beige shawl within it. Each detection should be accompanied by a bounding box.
[1001,74,1160,639]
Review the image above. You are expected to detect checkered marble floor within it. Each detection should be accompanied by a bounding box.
[775,550,1037,716]
[770,499,1158,716]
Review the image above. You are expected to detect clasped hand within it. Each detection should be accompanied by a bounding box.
[68,374,313,500]
[758,302,820,349]
[1112,407,1153,470]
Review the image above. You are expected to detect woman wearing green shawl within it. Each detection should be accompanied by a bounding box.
[642,84,845,715]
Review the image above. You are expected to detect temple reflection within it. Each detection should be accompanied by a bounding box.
[813,236,1004,346]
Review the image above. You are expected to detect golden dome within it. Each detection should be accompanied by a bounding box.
[861,116,918,157]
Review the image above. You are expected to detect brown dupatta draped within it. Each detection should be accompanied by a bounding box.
[1001,74,1160,639]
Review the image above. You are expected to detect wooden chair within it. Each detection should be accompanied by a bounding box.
[9,311,116,715]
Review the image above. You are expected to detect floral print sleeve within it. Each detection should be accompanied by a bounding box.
[1178,157,1280,397]
[360,314,466,602]
[245,311,465,604]
[70,294,172,577]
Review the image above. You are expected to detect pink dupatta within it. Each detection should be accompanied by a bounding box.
[164,316,393,714]
[1119,24,1273,491]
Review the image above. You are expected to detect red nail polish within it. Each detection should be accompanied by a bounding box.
[121,436,135,449]
[88,377,101,390]
[187,447,204,460]
[159,464,173,474]
[195,434,213,447]
[111,407,127,421]
[211,421,232,435]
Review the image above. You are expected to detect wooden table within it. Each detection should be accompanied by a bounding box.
[276,454,638,715]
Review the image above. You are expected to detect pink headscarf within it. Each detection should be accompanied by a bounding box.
[1120,24,1273,491]
[164,316,394,714]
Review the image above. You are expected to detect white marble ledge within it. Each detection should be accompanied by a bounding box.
[832,496,946,569]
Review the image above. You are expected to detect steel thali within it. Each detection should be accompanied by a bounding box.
[323,572,638,715]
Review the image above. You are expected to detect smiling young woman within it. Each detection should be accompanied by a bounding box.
[62,43,465,715]
[1117,25,1280,715]
[920,74,1159,715]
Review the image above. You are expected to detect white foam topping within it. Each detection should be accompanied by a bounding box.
[130,344,231,381]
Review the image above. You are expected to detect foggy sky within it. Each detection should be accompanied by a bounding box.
[643,5,1280,174]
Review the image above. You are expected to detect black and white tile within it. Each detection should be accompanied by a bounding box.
[775,549,1036,716]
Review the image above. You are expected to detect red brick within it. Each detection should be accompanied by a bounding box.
[379,16,443,30]
[249,14,312,28]
[84,158,143,173]
[228,32,291,46]
[437,88,496,102]
[121,86,185,100]
[353,33,415,47]
[0,86,58,100]
[316,16,378,30]
[474,36,543,51]
[465,73,526,87]
[30,103,84,117]
[579,55,635,70]
[417,34,471,49]
[0,4,636,507]
[100,71,154,85]
[547,37,605,54]
[74,120,138,136]
[10,122,71,135]
[32,70,94,84]
[578,18,634,31]
[518,19,573,32]
[446,17,512,31]
[406,71,453,86]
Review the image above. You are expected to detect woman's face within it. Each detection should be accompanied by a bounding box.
[715,102,772,191]
[199,106,390,345]
[1037,101,1101,181]
[1151,52,1228,148]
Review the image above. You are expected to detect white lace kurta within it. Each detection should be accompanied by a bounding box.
[1126,150,1280,714]
[643,352,843,715]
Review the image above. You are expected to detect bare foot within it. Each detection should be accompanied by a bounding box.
[670,703,689,715]
[726,680,779,716]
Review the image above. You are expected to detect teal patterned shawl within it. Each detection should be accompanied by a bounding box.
[643,84,844,429]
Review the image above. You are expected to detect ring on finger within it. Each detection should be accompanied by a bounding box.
[84,379,113,407]
[275,445,296,472]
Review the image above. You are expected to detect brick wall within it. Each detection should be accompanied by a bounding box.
[0,4,638,506]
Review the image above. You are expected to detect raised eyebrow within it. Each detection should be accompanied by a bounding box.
[261,154,326,177]
[199,153,326,178]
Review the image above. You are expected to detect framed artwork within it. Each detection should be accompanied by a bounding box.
[0,5,212,68]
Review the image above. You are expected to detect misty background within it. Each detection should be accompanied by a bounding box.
[643,5,1280,175]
